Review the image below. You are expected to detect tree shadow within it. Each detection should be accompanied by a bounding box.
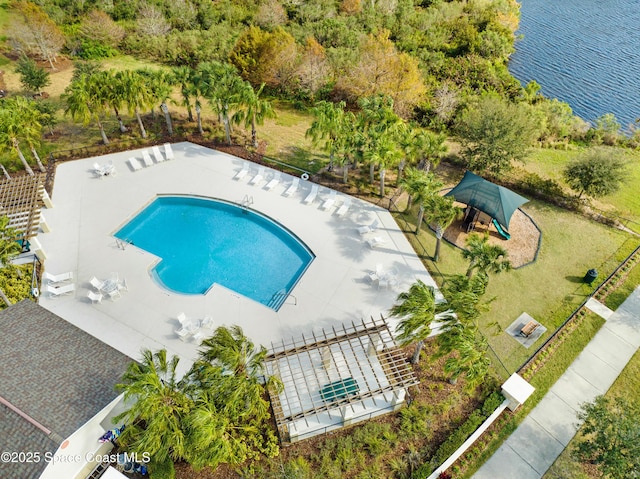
[280,146,328,172]
[565,275,586,284]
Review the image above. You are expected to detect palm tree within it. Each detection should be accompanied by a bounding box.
[200,62,246,145]
[115,349,192,466]
[306,100,348,170]
[414,130,447,173]
[63,73,110,145]
[443,332,490,389]
[141,69,174,136]
[172,65,195,122]
[356,95,404,188]
[462,233,512,279]
[391,280,439,365]
[195,326,280,457]
[366,131,403,197]
[398,167,442,233]
[98,70,128,133]
[200,325,268,380]
[424,194,461,262]
[116,70,153,139]
[191,65,209,135]
[0,97,38,175]
[233,82,276,147]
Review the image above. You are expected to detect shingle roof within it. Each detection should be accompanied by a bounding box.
[0,404,57,479]
[0,300,133,478]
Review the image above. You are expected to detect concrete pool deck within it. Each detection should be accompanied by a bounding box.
[38,142,438,373]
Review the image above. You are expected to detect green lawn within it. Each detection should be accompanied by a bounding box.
[259,101,329,173]
[398,199,637,374]
[524,147,640,231]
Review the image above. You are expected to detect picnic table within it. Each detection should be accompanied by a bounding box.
[520,320,539,338]
[320,377,359,403]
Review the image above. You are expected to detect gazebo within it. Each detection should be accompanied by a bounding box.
[445,171,528,239]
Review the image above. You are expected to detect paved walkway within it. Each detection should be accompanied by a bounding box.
[473,287,640,479]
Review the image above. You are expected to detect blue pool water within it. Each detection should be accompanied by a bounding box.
[115,196,314,310]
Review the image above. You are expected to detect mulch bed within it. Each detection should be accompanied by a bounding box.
[443,207,541,268]
[175,343,484,479]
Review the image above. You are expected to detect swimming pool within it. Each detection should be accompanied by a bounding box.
[115,195,314,310]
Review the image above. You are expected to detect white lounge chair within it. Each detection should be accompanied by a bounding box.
[164,143,175,160]
[108,288,121,300]
[177,312,190,327]
[43,271,73,285]
[304,184,319,204]
[358,219,380,235]
[234,163,249,180]
[250,167,265,185]
[103,161,116,176]
[92,162,104,177]
[87,290,103,304]
[265,172,281,191]
[176,326,193,341]
[367,263,385,284]
[118,277,128,292]
[366,236,386,248]
[44,283,75,298]
[89,276,106,291]
[321,190,337,210]
[378,274,398,290]
[200,315,214,329]
[141,150,154,167]
[152,145,165,163]
[284,178,299,197]
[128,157,142,172]
[336,197,352,217]
[192,330,207,344]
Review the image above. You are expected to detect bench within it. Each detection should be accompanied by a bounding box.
[320,377,359,403]
[520,320,539,338]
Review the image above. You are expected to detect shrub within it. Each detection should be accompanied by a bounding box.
[353,423,398,456]
[400,401,433,438]
[413,392,505,478]
[76,40,119,59]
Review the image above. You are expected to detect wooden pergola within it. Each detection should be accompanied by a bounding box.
[265,316,419,443]
[0,174,45,247]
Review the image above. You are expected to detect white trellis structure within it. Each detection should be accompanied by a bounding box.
[264,316,419,443]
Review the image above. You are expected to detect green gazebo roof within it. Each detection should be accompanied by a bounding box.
[444,171,529,230]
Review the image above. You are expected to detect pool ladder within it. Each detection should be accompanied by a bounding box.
[268,289,297,309]
[241,195,253,212]
[116,238,133,250]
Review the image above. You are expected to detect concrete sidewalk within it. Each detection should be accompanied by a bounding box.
[473,287,640,479]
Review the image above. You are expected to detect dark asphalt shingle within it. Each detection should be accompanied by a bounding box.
[0,299,134,478]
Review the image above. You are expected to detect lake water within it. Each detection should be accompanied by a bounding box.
[509,0,640,130]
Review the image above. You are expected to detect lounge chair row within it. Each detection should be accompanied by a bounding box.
[42,271,76,298]
[234,163,353,216]
[128,143,174,171]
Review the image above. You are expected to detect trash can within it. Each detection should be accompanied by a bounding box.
[584,268,598,284]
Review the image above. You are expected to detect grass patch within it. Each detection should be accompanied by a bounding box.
[543,331,640,479]
[603,254,640,310]
[259,101,328,173]
[524,147,640,231]
[397,199,636,373]
[101,55,167,72]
